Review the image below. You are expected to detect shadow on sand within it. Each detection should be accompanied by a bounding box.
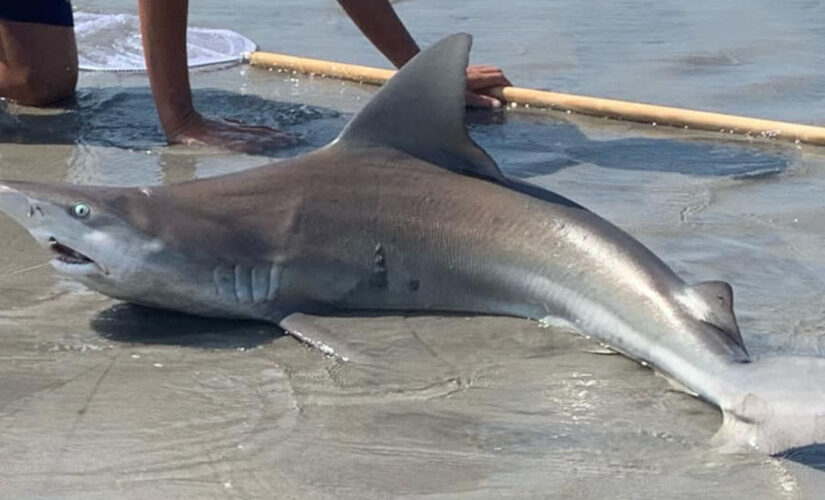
[91,303,282,349]
[779,444,825,472]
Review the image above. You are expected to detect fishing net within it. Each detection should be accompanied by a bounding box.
[75,12,256,71]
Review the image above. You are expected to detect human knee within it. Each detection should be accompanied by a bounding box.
[0,19,79,105]
[0,61,77,105]
[29,62,78,105]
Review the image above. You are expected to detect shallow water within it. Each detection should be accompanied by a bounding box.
[3,0,825,498]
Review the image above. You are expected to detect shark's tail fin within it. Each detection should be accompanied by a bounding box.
[711,355,825,455]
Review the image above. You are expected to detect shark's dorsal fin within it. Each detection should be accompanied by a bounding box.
[691,280,746,349]
[331,33,506,183]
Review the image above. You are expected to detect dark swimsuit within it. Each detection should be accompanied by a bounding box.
[0,0,74,27]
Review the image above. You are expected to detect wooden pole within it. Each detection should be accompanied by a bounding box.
[248,50,825,146]
[249,51,395,86]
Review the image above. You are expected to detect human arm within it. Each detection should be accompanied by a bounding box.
[137,0,295,153]
[336,0,511,107]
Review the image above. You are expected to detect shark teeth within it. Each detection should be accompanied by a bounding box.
[48,237,94,265]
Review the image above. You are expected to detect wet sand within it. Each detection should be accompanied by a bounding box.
[4,0,825,498]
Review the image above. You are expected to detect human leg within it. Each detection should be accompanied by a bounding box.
[0,1,78,105]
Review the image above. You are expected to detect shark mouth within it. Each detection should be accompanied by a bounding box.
[48,237,95,266]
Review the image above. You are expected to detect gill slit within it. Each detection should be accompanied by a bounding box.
[213,262,279,304]
[234,264,242,302]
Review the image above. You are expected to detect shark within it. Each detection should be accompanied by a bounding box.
[1,34,825,456]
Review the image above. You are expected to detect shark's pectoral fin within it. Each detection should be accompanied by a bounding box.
[654,371,699,397]
[690,280,746,350]
[584,346,618,355]
[330,33,507,184]
[277,312,368,363]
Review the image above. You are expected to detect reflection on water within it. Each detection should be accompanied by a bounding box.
[471,113,791,179]
[0,87,340,151]
[3,0,825,497]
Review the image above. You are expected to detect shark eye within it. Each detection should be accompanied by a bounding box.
[71,202,91,219]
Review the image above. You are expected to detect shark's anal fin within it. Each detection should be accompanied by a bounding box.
[690,280,746,351]
[331,33,506,184]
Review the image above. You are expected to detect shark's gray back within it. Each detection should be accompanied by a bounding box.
[122,35,746,371]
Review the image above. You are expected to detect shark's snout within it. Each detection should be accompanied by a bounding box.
[0,182,40,227]
[0,181,105,275]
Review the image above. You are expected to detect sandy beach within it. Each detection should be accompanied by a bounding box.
[3,1,825,497]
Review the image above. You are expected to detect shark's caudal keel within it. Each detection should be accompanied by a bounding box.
[2,34,825,455]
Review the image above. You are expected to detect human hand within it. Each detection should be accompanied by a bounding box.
[168,112,298,154]
[464,64,512,108]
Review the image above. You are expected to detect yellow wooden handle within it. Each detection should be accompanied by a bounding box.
[249,51,395,86]
[248,50,825,146]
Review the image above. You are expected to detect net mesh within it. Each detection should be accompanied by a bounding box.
[75,12,256,72]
